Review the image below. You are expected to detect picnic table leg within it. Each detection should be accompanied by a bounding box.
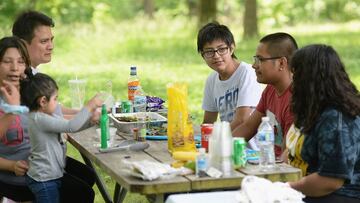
[80,153,113,203]
[146,194,165,203]
[113,183,127,203]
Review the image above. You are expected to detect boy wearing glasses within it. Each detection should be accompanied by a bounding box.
[232,32,298,160]
[197,22,262,131]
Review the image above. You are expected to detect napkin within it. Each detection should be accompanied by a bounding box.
[122,160,192,181]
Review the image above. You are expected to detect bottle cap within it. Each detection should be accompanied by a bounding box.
[101,104,107,114]
[262,116,270,122]
[130,66,137,75]
[199,148,206,154]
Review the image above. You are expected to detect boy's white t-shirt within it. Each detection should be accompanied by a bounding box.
[202,61,262,122]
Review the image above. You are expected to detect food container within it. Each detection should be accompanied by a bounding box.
[109,112,167,134]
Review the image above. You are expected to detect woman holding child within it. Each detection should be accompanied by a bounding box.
[0,36,34,202]
[0,36,100,203]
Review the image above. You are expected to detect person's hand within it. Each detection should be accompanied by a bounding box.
[280,149,289,163]
[0,80,20,105]
[85,94,103,112]
[13,160,29,176]
[90,108,101,125]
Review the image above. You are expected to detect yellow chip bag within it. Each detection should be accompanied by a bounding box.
[166,82,196,153]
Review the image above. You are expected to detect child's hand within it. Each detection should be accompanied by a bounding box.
[0,80,20,105]
[90,108,101,124]
[13,160,29,176]
[85,94,103,112]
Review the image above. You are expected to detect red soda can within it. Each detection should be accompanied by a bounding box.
[201,124,213,152]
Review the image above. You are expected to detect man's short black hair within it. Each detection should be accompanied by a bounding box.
[259,32,298,65]
[197,22,237,59]
[12,10,54,43]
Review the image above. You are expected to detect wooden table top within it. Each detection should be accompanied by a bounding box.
[68,126,301,195]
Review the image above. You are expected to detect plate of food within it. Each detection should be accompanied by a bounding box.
[109,112,167,134]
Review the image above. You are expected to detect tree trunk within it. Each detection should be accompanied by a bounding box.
[243,0,258,39]
[198,0,217,28]
[187,0,198,17]
[144,0,154,19]
[29,0,37,9]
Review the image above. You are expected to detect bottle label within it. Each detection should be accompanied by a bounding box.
[134,95,146,105]
[128,80,140,101]
[196,157,208,177]
[197,159,207,170]
[133,95,147,112]
[257,131,274,142]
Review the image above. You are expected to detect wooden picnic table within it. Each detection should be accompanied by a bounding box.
[68,126,301,203]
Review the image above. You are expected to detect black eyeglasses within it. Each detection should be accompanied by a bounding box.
[202,47,229,58]
[253,56,283,64]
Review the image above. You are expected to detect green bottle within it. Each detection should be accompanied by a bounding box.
[100,104,109,149]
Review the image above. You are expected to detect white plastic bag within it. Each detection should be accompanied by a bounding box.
[236,176,304,203]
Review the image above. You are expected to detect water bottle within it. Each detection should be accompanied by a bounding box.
[196,148,208,177]
[128,66,140,102]
[100,104,109,149]
[256,117,275,170]
[133,86,147,112]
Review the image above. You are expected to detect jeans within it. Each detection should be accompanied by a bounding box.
[26,176,61,203]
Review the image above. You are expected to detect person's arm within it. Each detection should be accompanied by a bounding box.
[61,105,80,120]
[289,172,344,197]
[232,110,264,140]
[38,94,103,133]
[0,81,20,137]
[203,111,218,124]
[0,157,29,176]
[230,107,253,130]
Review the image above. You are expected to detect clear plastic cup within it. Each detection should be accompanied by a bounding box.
[68,79,86,109]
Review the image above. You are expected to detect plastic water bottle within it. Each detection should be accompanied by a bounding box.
[128,66,140,102]
[256,117,275,170]
[100,104,109,149]
[133,86,147,112]
[196,148,208,177]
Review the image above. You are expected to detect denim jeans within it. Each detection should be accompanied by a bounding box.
[26,175,61,203]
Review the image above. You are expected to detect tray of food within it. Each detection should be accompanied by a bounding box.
[109,112,167,134]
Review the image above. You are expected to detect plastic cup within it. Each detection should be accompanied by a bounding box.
[96,127,117,147]
[68,79,86,109]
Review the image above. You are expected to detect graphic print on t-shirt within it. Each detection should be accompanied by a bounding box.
[0,110,24,146]
[216,87,239,122]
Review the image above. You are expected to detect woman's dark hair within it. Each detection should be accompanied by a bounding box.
[0,36,31,74]
[197,21,237,59]
[20,73,58,111]
[291,44,360,133]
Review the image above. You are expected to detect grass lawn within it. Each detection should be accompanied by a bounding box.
[2,17,359,202]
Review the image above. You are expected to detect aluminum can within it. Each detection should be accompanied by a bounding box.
[121,101,133,113]
[201,124,213,152]
[233,137,247,168]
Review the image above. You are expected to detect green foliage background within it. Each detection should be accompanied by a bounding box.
[1,0,360,25]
